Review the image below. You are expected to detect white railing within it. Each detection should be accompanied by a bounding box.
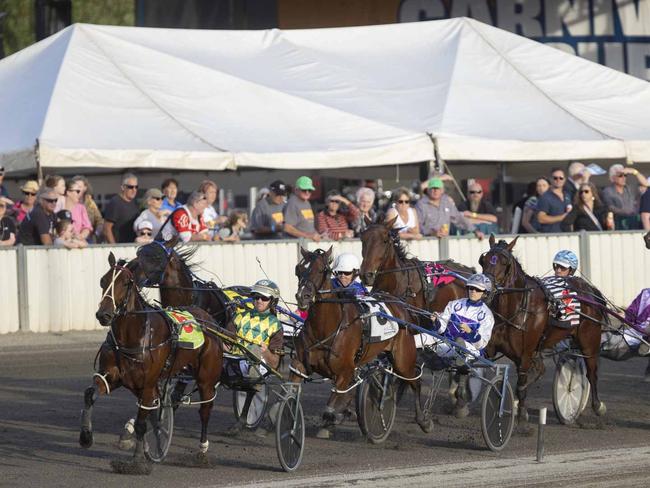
[0,231,646,334]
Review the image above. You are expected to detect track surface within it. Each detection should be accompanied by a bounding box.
[1,332,649,487]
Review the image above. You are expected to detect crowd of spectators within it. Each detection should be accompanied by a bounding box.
[0,160,647,249]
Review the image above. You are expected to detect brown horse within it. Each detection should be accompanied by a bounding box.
[359,218,474,323]
[79,253,223,473]
[479,235,606,426]
[288,247,432,439]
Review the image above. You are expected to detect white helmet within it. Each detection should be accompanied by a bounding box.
[332,253,360,273]
[466,273,493,293]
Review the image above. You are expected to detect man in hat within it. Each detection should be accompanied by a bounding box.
[283,176,320,242]
[415,177,484,239]
[251,180,288,239]
[18,188,58,245]
[13,180,39,224]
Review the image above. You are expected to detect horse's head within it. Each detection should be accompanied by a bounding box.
[478,234,519,288]
[96,252,138,326]
[295,246,333,310]
[136,237,179,285]
[359,216,398,286]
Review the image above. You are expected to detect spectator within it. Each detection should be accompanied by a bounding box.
[218,210,248,242]
[562,182,614,232]
[160,191,211,242]
[103,173,140,244]
[53,218,87,249]
[134,188,168,239]
[250,180,287,239]
[12,180,39,224]
[565,162,591,202]
[18,188,58,245]
[43,174,66,213]
[537,168,571,233]
[458,182,499,235]
[63,180,92,241]
[72,175,104,242]
[315,190,359,241]
[134,220,154,244]
[283,176,320,242]
[385,187,422,240]
[601,164,648,230]
[161,178,182,213]
[0,166,8,199]
[199,180,227,239]
[0,196,16,246]
[520,177,550,234]
[416,178,483,239]
[512,181,537,234]
[641,183,650,231]
[352,187,377,235]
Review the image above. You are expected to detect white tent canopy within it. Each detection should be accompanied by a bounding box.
[1,18,650,173]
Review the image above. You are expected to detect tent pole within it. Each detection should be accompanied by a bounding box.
[499,162,507,233]
[428,132,466,202]
[35,138,43,184]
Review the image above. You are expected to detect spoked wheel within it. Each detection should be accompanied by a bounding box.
[356,369,397,444]
[552,355,590,425]
[275,394,305,472]
[232,384,269,429]
[144,382,175,463]
[480,377,515,452]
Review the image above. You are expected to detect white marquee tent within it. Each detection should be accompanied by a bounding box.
[1,17,650,174]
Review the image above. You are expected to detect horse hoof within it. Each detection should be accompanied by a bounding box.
[515,422,534,437]
[110,458,153,475]
[316,428,331,439]
[224,422,244,437]
[453,405,470,419]
[418,417,435,433]
[117,434,136,451]
[595,401,607,417]
[79,428,93,449]
[195,451,212,467]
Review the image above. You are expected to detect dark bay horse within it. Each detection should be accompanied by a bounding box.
[479,235,606,426]
[359,217,474,323]
[79,253,223,473]
[288,247,432,439]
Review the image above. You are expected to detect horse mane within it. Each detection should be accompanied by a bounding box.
[392,234,410,261]
[437,259,476,275]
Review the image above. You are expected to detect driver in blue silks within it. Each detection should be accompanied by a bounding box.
[433,273,495,360]
[331,253,368,297]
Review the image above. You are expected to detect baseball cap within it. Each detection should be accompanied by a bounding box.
[269,180,287,195]
[56,209,73,222]
[295,176,315,191]
[428,178,444,189]
[137,220,153,231]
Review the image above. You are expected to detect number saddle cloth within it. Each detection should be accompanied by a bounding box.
[357,298,399,343]
[164,309,205,349]
[540,276,581,328]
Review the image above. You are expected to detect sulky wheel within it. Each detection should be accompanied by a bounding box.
[552,355,590,425]
[356,369,397,444]
[232,384,269,429]
[144,382,175,463]
[480,376,515,452]
[275,394,305,472]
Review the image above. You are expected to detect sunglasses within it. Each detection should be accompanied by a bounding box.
[151,196,163,201]
[67,189,82,194]
[553,263,569,270]
[469,190,482,194]
[300,189,313,193]
[466,286,484,293]
[43,198,58,204]
[336,271,354,276]
[397,199,410,204]
[139,231,152,236]
[124,184,139,190]
[552,176,565,180]
[23,191,36,196]
[252,294,271,302]
[616,173,627,178]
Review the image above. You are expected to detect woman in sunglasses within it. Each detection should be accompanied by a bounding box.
[562,182,613,232]
[134,188,169,238]
[330,253,367,297]
[62,180,92,241]
[385,187,422,240]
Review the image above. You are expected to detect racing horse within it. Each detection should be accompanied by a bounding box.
[479,235,606,427]
[79,253,223,473]
[288,247,433,439]
[359,217,474,321]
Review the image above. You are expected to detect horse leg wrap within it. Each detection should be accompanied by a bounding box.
[124,418,135,435]
[322,406,337,424]
[199,440,209,453]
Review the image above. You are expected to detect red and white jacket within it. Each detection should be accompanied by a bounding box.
[161,205,208,242]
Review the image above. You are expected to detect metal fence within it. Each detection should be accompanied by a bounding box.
[0,230,646,335]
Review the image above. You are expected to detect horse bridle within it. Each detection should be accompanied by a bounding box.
[100,262,138,317]
[296,250,332,306]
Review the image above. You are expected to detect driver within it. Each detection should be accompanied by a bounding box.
[552,250,578,277]
[623,288,650,357]
[330,252,368,297]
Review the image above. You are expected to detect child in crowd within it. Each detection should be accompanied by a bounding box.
[54,219,87,249]
[134,220,155,244]
[218,211,248,242]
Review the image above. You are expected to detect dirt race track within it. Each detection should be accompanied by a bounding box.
[1,331,650,488]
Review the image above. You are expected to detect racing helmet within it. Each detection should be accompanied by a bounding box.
[466,273,493,293]
[553,250,578,271]
[251,279,281,299]
[332,253,361,273]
